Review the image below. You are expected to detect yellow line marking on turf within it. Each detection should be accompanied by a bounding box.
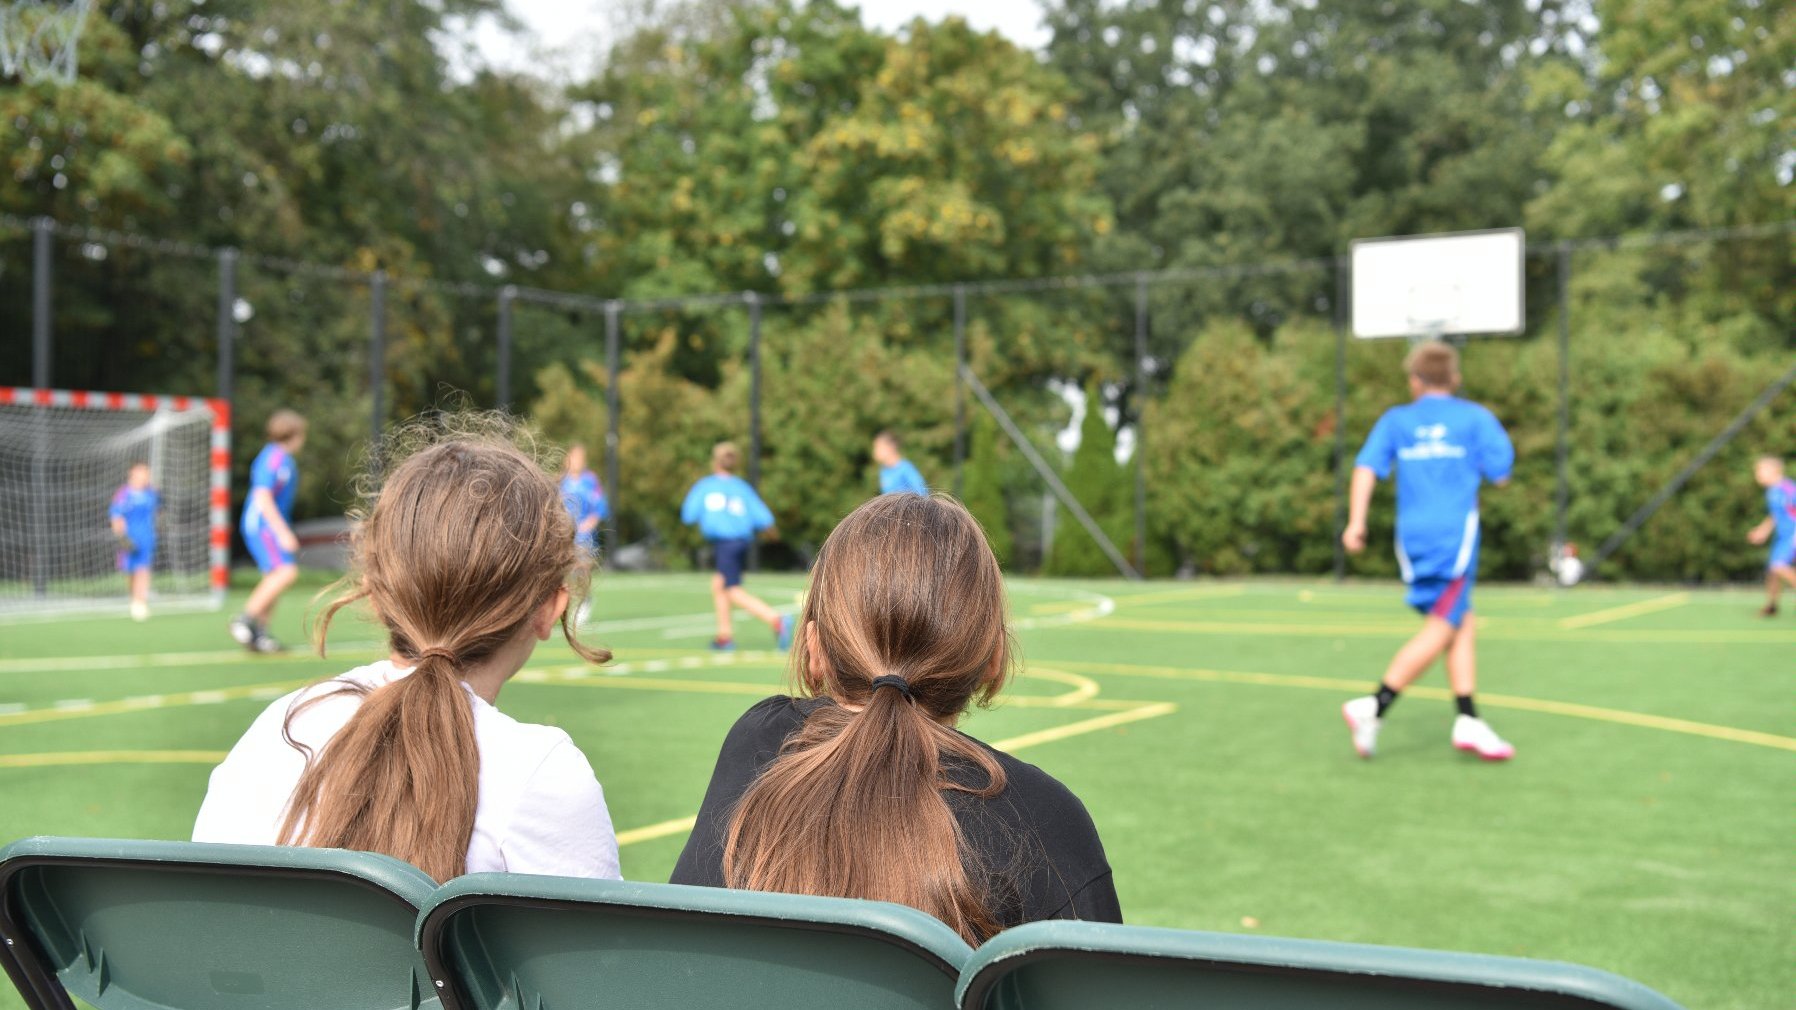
[0,680,308,727]
[613,700,1178,849]
[1086,616,1791,645]
[1558,592,1691,630]
[0,644,385,676]
[1108,585,1249,608]
[616,815,699,847]
[0,750,228,768]
[985,702,1178,752]
[1052,661,1796,753]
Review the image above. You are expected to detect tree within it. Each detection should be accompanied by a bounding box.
[1044,382,1131,576]
[960,413,1012,567]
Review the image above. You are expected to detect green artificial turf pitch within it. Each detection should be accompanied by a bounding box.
[0,574,1789,1008]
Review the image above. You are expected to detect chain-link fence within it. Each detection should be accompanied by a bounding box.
[3,213,1791,582]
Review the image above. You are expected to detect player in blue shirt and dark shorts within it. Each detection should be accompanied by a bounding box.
[230,410,306,653]
[681,441,791,652]
[1340,342,1515,762]
[1747,456,1796,617]
[872,430,928,497]
[110,462,161,622]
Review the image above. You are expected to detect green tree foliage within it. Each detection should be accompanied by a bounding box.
[1044,382,1132,575]
[960,413,1013,567]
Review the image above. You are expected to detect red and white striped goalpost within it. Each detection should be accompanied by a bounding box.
[0,385,231,609]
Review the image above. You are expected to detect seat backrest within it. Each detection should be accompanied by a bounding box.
[0,836,443,1010]
[956,921,1687,1010]
[417,874,974,1010]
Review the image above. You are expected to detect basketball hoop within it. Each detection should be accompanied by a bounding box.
[0,0,94,86]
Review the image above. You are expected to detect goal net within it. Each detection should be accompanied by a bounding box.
[0,387,229,617]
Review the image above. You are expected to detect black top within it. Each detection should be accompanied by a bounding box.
[670,696,1122,934]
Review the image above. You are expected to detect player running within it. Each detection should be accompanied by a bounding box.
[109,462,161,622]
[680,441,791,652]
[230,410,306,653]
[1747,455,1796,617]
[560,443,610,559]
[872,429,928,497]
[1340,342,1516,762]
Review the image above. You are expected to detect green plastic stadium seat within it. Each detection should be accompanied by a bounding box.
[956,920,1687,1010]
[0,836,444,1010]
[416,874,974,1010]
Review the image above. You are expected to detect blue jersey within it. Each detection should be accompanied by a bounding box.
[109,485,160,544]
[879,459,928,497]
[242,443,298,536]
[1356,394,1513,580]
[560,470,609,539]
[681,474,774,542]
[1767,479,1796,540]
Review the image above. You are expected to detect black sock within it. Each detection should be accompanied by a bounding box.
[1373,684,1399,716]
[1456,694,1478,719]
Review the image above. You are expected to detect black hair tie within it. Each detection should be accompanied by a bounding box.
[870,675,915,701]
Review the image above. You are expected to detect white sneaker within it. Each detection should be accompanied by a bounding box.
[1341,696,1381,758]
[129,601,149,622]
[1452,716,1515,761]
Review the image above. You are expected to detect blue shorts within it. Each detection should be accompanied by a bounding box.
[575,531,598,559]
[1407,572,1474,628]
[1769,537,1796,571]
[712,538,752,589]
[245,525,296,573]
[117,539,155,573]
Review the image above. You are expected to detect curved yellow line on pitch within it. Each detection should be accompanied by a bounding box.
[1053,660,1796,752]
[0,750,227,768]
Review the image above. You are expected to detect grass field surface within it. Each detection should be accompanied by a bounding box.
[1,573,1788,1008]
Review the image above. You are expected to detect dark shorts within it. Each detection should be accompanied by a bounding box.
[712,538,752,588]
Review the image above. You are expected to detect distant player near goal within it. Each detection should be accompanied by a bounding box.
[109,462,161,622]
[230,410,307,653]
[1747,456,1796,617]
[1339,342,1516,762]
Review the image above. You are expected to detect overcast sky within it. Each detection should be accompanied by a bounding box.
[463,0,1051,80]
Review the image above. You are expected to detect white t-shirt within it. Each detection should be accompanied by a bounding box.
[193,660,621,879]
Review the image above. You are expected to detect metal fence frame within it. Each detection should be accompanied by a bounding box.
[6,212,1792,577]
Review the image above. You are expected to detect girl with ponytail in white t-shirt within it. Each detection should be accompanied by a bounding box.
[195,419,619,881]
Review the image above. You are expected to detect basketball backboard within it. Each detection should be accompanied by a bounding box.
[1350,227,1525,340]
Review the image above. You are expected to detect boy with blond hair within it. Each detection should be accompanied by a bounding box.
[1747,455,1796,616]
[1341,341,1516,761]
[230,410,306,653]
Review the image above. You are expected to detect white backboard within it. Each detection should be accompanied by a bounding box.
[1350,228,1525,339]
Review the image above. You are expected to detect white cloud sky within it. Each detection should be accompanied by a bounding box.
[462,0,1050,81]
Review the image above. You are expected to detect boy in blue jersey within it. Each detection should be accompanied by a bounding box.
[109,462,161,622]
[1340,342,1515,762]
[872,430,928,497]
[560,443,610,558]
[680,441,791,651]
[1747,456,1796,617]
[230,410,306,653]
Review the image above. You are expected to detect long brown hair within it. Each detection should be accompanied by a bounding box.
[722,494,1015,942]
[277,415,609,881]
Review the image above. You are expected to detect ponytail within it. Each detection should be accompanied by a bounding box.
[722,494,1013,942]
[278,650,479,881]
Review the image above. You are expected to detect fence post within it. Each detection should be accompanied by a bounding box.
[1332,255,1349,582]
[31,217,52,388]
[746,292,764,571]
[604,300,622,542]
[953,284,968,495]
[216,248,237,406]
[1132,274,1149,576]
[1554,242,1572,554]
[370,269,387,452]
[496,285,516,411]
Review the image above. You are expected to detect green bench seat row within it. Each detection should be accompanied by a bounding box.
[0,837,1686,1010]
